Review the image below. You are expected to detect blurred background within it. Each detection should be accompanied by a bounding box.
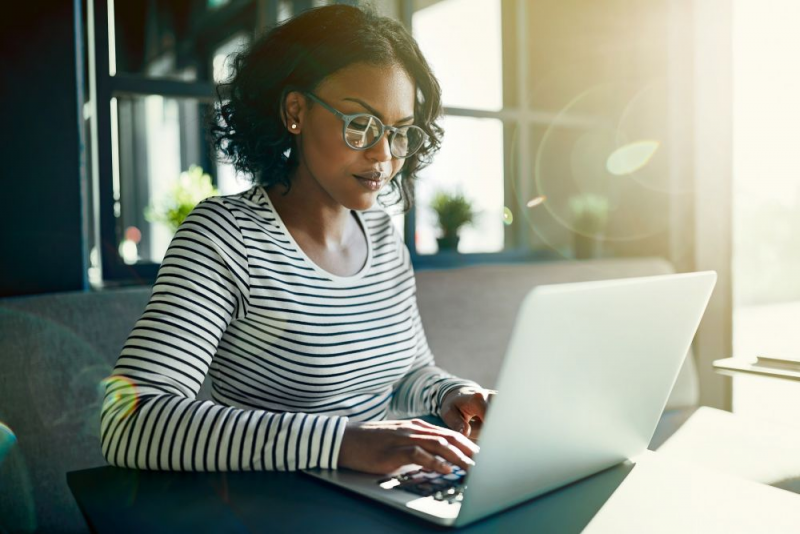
[1,0,799,428]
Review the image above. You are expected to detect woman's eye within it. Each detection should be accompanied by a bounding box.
[350,117,375,131]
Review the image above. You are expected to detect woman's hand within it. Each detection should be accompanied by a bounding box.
[439,387,497,440]
[337,418,479,475]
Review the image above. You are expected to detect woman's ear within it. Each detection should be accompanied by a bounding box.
[282,90,305,134]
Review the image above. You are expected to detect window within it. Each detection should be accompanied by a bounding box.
[411,0,509,256]
[87,0,678,284]
[731,0,800,424]
[114,94,213,263]
[88,0,264,283]
[407,0,674,265]
[414,115,505,254]
[87,0,364,284]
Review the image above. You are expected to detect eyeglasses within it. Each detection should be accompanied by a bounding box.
[304,92,428,159]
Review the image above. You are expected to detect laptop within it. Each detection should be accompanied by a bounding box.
[303,271,717,528]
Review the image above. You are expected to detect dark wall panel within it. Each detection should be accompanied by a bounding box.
[0,1,86,297]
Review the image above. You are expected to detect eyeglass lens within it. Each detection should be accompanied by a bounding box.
[344,115,425,157]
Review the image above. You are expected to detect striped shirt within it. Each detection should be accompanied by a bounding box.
[100,185,477,472]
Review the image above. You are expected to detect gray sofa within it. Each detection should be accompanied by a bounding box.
[0,257,697,533]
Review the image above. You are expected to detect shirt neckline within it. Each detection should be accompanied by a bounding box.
[257,186,373,283]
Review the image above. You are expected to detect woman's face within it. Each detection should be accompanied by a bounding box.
[290,62,416,212]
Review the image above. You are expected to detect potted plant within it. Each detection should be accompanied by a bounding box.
[146,165,219,233]
[568,193,609,259]
[430,190,477,252]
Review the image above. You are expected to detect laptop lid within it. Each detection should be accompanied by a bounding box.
[455,271,716,526]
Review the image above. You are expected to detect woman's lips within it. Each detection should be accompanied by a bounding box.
[353,172,387,191]
[354,175,383,191]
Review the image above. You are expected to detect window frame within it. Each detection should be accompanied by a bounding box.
[88,0,264,284]
[89,0,578,286]
[404,0,592,269]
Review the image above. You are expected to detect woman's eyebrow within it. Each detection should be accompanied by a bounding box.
[343,97,414,124]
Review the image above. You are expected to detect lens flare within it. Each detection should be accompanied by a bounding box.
[100,376,140,419]
[526,196,546,208]
[502,207,514,225]
[0,421,17,466]
[606,140,660,176]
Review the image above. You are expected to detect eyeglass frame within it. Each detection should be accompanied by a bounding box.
[303,92,428,159]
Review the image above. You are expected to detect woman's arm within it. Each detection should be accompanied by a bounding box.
[334,272,482,474]
[100,198,346,471]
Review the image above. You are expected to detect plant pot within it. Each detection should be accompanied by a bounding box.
[437,235,460,252]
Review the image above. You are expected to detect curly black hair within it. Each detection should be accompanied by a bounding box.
[208,4,444,212]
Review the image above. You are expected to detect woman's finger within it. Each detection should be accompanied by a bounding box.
[404,445,462,475]
[409,435,475,472]
[438,406,472,435]
[402,446,451,474]
[409,419,442,429]
[466,417,484,440]
[405,422,479,457]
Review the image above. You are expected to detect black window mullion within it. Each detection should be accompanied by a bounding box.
[110,74,215,101]
[398,0,417,257]
[398,0,413,28]
[90,0,128,282]
[256,0,280,34]
[293,1,315,14]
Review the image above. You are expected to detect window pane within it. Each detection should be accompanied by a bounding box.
[114,95,213,264]
[413,0,503,111]
[212,32,250,84]
[415,116,504,254]
[111,0,200,80]
[213,33,253,196]
[732,0,800,423]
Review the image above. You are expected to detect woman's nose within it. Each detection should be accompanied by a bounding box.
[365,131,393,162]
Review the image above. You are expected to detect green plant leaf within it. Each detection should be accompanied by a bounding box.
[146,165,219,233]
[430,190,477,238]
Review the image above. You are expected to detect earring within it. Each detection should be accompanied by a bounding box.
[291,124,297,130]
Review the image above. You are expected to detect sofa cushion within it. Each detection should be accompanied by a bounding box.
[0,287,152,533]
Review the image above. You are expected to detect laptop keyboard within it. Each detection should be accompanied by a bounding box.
[378,467,467,504]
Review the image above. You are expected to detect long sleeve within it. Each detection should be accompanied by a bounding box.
[100,198,347,471]
[389,259,480,418]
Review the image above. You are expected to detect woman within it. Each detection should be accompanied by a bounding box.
[101,4,493,476]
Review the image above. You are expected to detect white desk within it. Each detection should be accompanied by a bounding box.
[584,450,800,533]
[656,406,800,492]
